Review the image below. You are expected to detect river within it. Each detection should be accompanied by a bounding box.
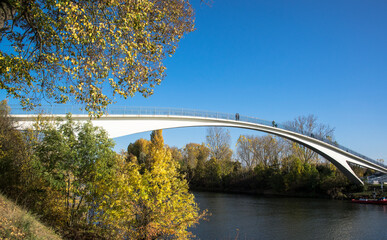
[191,191,387,240]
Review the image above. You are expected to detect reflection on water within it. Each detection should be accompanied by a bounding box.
[191,191,387,240]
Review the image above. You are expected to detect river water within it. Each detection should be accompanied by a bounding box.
[191,191,387,240]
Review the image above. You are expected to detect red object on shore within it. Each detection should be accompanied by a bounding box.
[351,198,387,205]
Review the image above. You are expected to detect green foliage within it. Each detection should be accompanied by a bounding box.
[0,100,32,199]
[1,102,368,238]
[1,105,206,239]
[0,0,195,116]
[178,131,358,198]
[31,113,118,237]
[204,158,222,188]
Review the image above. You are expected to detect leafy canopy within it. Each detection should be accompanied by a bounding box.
[0,0,194,116]
[32,114,119,232]
[121,130,207,239]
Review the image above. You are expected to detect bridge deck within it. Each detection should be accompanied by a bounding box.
[8,105,386,169]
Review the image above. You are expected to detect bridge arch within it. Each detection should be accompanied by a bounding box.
[11,107,387,185]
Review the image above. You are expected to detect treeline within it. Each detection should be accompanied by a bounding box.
[0,100,375,238]
[0,101,206,240]
[171,123,369,198]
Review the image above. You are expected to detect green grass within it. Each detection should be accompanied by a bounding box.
[0,193,62,240]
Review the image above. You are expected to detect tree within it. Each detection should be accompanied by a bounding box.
[0,0,194,116]
[180,142,210,183]
[206,127,233,176]
[32,114,119,237]
[236,135,255,169]
[285,114,335,164]
[169,146,183,165]
[204,158,222,188]
[206,127,232,162]
[181,143,205,169]
[237,134,285,169]
[119,130,206,239]
[127,138,151,165]
[253,134,284,168]
[0,100,31,198]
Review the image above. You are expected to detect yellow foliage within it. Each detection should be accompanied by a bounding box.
[1,0,195,117]
[99,130,206,239]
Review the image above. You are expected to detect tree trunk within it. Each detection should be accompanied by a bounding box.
[0,1,15,30]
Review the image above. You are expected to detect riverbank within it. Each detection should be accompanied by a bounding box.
[0,193,62,240]
[191,186,330,198]
[190,183,386,200]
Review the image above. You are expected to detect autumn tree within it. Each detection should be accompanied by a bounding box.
[181,143,210,169]
[127,138,151,165]
[206,127,232,161]
[180,142,210,182]
[285,114,335,164]
[253,135,284,168]
[237,134,285,169]
[206,128,231,169]
[169,145,183,164]
[0,0,194,116]
[118,130,206,239]
[236,135,255,169]
[193,143,211,184]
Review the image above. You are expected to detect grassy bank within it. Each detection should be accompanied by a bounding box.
[0,193,62,240]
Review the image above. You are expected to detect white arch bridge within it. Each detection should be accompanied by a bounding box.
[10,106,387,185]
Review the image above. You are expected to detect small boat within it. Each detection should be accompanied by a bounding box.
[351,197,387,205]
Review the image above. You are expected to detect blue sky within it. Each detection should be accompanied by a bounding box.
[2,0,387,161]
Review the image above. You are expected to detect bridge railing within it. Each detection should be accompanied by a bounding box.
[8,105,386,168]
